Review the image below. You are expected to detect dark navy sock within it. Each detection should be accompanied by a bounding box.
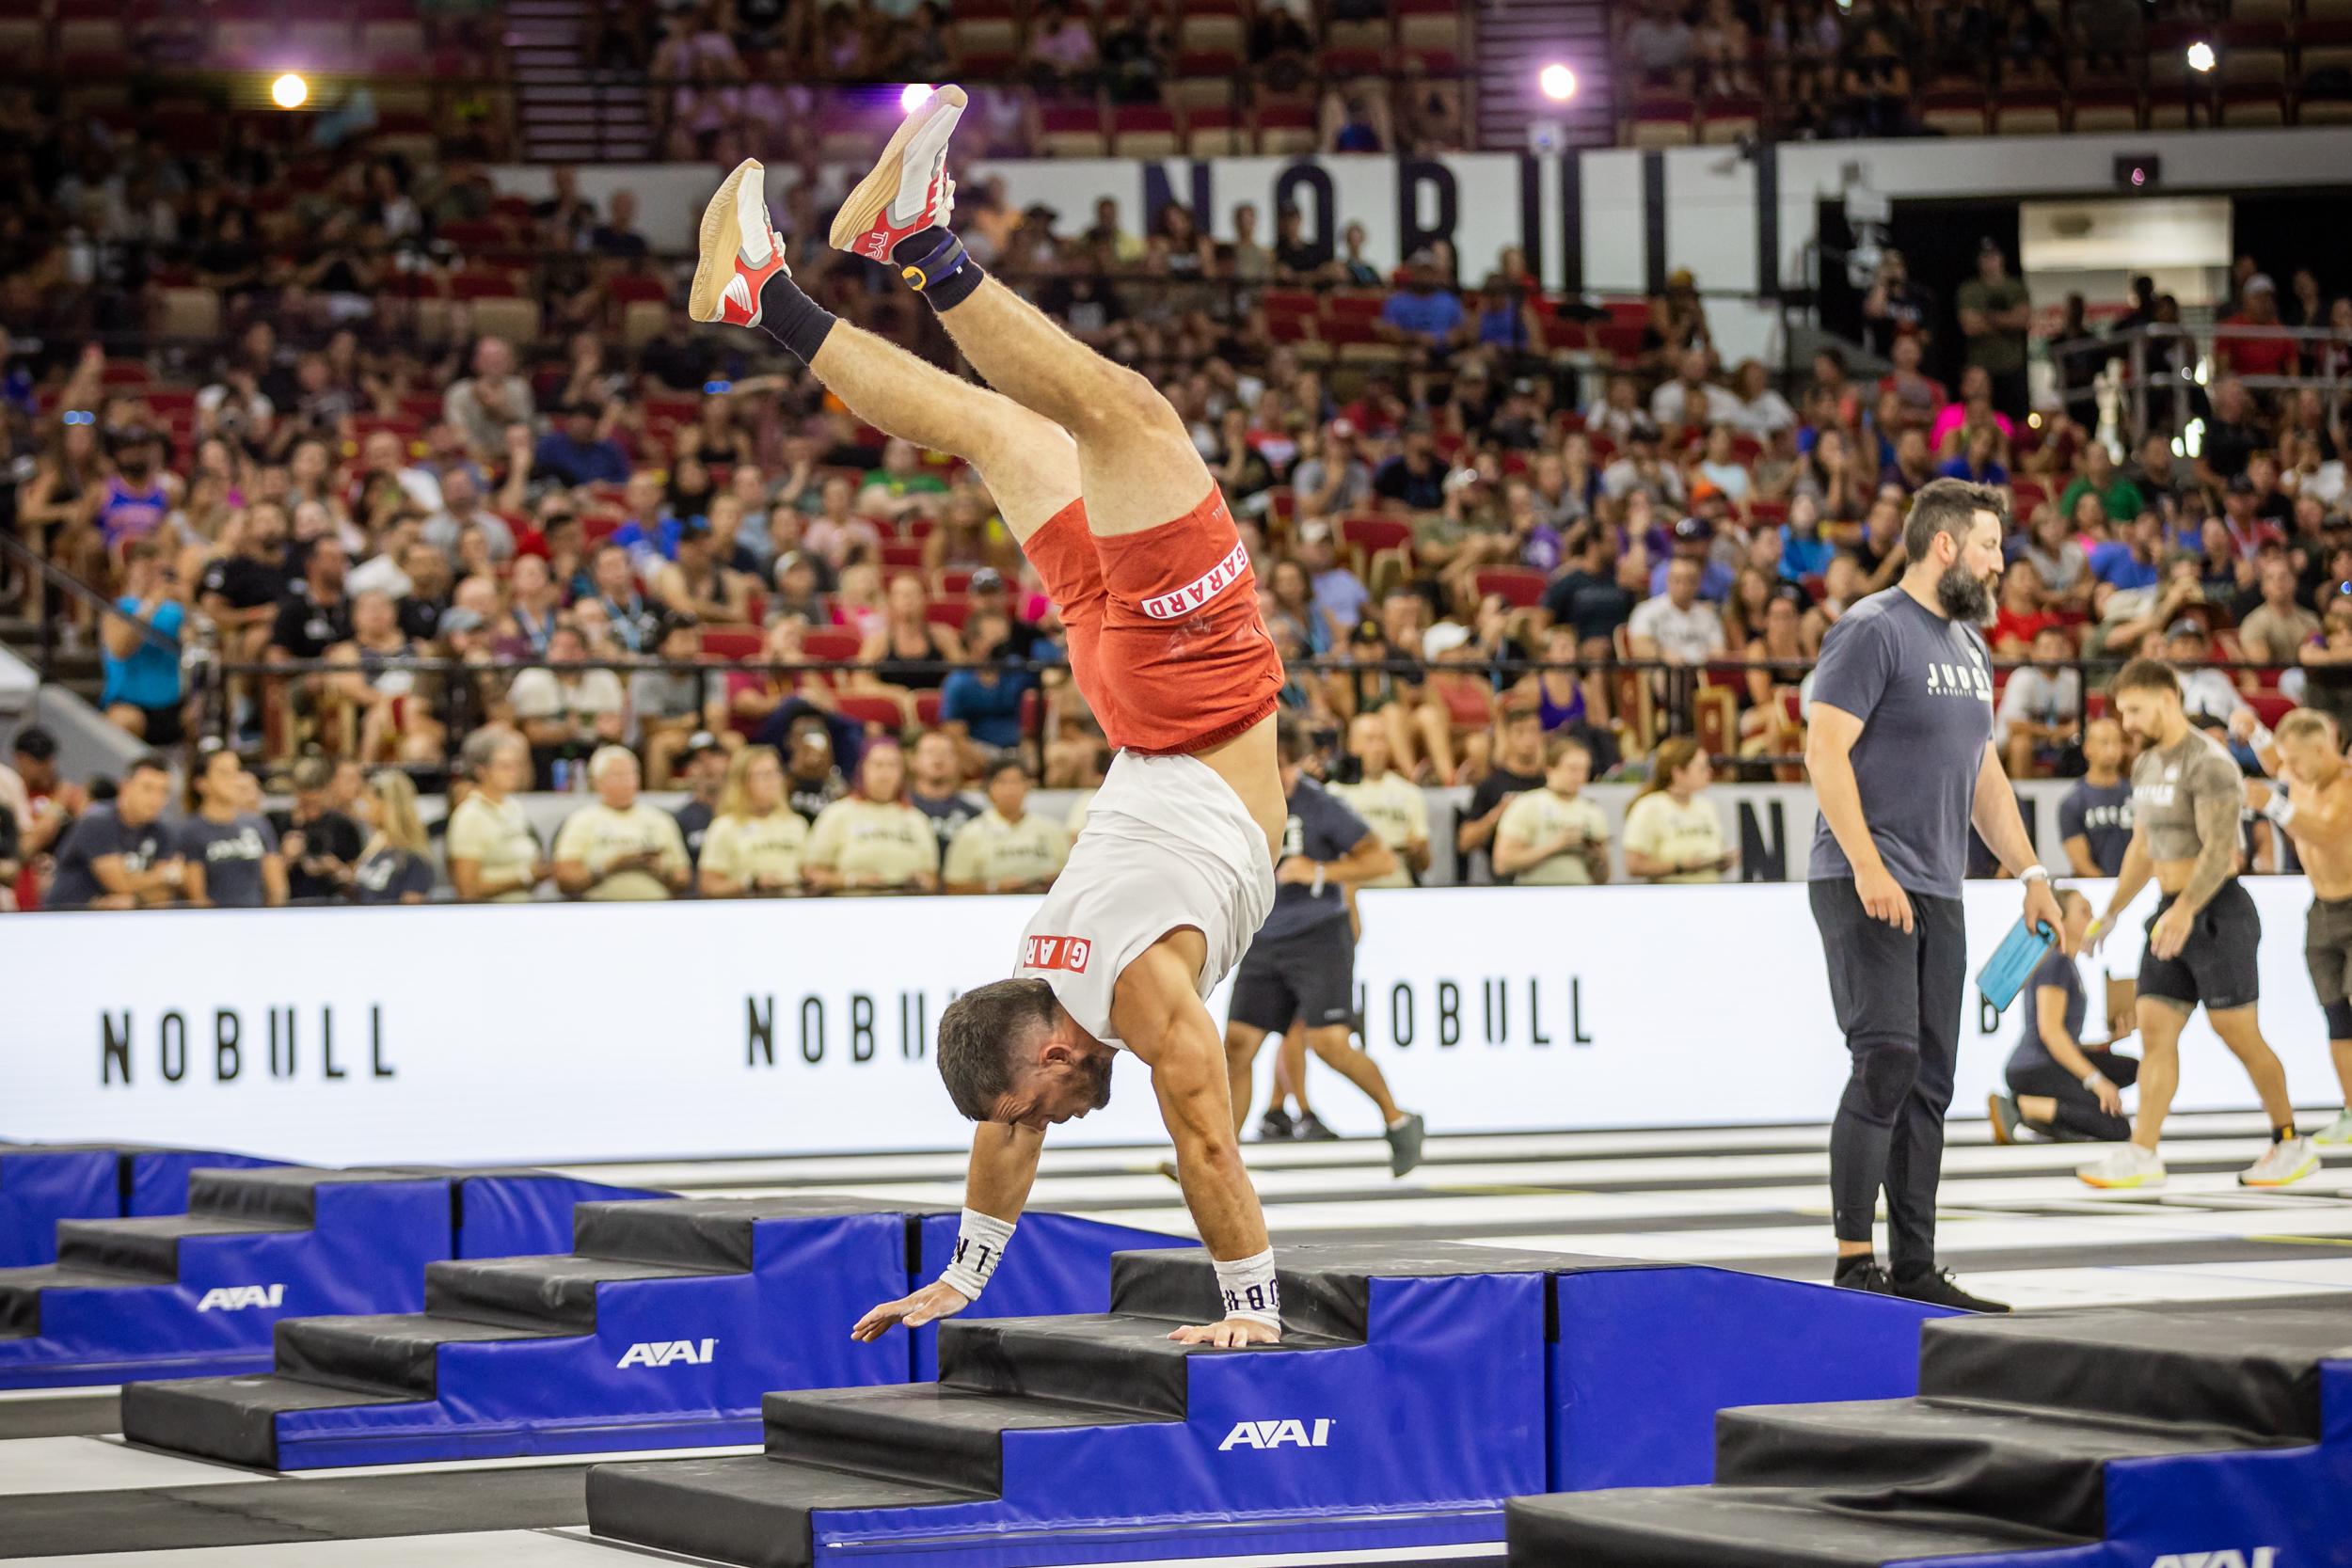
[755,269,837,364]
[890,229,985,311]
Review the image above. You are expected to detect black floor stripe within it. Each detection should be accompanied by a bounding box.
[0,1467,592,1558]
[0,1393,120,1441]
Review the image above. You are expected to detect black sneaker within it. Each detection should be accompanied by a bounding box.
[1834,1261,1896,1295]
[1294,1111,1340,1142]
[1893,1267,2010,1313]
[1384,1112,1426,1177]
[1257,1106,1295,1141]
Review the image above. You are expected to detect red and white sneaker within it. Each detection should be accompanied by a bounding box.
[690,158,791,327]
[829,85,967,263]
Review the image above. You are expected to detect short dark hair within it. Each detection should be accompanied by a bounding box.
[128,752,170,779]
[2112,657,2182,698]
[935,978,1058,1121]
[1902,477,2009,562]
[1276,710,1313,764]
[985,755,1029,786]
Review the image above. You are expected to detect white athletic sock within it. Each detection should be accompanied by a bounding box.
[1387,1116,1408,1131]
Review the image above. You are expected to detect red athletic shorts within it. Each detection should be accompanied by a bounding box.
[1023,486,1283,755]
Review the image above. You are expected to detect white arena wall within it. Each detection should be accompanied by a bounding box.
[3,877,2336,1166]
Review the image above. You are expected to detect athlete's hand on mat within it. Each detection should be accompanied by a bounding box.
[850,1281,973,1340]
[1275,855,1321,885]
[1168,1317,1282,1348]
[2149,901,2197,960]
[1855,863,1915,933]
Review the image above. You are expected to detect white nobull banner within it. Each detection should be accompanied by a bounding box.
[0,879,2337,1166]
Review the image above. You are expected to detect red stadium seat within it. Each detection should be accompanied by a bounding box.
[836,694,909,729]
[699,628,762,660]
[1473,568,1547,609]
[928,595,971,628]
[914,692,944,727]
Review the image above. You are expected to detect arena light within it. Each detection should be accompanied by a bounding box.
[2185,40,2216,71]
[271,72,309,108]
[1538,64,1578,102]
[900,83,933,112]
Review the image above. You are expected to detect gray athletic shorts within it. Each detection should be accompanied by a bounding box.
[2306,895,2352,1006]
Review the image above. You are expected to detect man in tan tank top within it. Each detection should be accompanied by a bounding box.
[2235,705,2352,1146]
[2086,659,2315,1189]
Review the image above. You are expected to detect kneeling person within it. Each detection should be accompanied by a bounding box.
[1990,888,2141,1143]
[1225,714,1422,1171]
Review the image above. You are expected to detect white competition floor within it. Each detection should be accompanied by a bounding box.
[7,1110,2348,1564]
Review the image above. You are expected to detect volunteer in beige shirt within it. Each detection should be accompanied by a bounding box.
[1329,711,1428,888]
[446,730,548,902]
[1492,737,1612,885]
[803,739,940,893]
[945,759,1072,894]
[552,746,691,901]
[699,744,811,897]
[1621,736,1736,884]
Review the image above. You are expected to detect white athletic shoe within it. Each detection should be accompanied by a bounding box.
[689,159,792,327]
[829,85,967,263]
[2240,1135,2321,1187]
[2312,1107,2352,1146]
[2078,1143,2167,1189]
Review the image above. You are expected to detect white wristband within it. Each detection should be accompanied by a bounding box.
[2249,721,2276,753]
[2083,1070,2108,1090]
[2019,864,2051,883]
[2263,793,2296,829]
[1212,1248,1282,1328]
[937,1208,1015,1302]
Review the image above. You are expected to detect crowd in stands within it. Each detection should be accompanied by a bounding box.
[8,60,2352,911]
[1619,0,2352,142]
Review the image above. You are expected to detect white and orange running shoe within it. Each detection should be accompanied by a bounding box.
[689,158,790,327]
[829,85,967,264]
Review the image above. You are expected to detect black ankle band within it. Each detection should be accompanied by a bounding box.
[1833,1253,1875,1281]
[891,230,984,311]
[755,270,837,364]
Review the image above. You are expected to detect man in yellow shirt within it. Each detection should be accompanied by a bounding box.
[1492,737,1612,885]
[552,746,692,901]
[1329,712,1428,889]
[945,759,1072,894]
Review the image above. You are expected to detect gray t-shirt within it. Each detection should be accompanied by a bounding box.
[1806,588,1994,899]
[2129,726,2241,863]
[179,812,278,909]
[1258,777,1374,942]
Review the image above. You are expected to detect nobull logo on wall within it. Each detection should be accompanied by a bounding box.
[99,1006,396,1086]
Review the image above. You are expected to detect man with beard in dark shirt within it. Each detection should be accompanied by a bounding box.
[1373,416,1447,514]
[396,540,453,642]
[268,536,354,661]
[200,499,292,664]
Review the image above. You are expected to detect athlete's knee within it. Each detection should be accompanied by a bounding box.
[1061,361,1165,436]
[1839,1035,1921,1126]
[1222,1024,1263,1066]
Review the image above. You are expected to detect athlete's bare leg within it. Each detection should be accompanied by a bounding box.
[1222,1021,1267,1136]
[2209,1006,2296,1130]
[2130,998,2187,1152]
[1297,1023,1402,1124]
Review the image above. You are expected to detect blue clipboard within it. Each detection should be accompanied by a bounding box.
[1977,915,2058,1012]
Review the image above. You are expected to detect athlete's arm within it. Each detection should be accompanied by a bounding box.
[1116,937,1278,1348]
[2090,825,2153,955]
[1310,831,1395,889]
[1971,740,2063,935]
[850,1121,1043,1341]
[2148,786,2243,959]
[2034,984,2104,1085]
[1804,701,1912,933]
[2249,775,2352,847]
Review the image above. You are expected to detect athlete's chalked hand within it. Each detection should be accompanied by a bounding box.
[850,1280,973,1340]
[1854,861,1915,933]
[1168,1317,1281,1348]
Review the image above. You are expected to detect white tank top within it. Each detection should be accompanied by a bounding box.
[1012,750,1274,1047]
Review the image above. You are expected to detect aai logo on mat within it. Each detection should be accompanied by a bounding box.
[1216,1418,1334,1450]
[616,1338,718,1369]
[195,1285,284,1311]
[2150,1552,2278,1568]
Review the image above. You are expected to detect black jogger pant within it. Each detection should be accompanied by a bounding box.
[1810,877,1966,1279]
